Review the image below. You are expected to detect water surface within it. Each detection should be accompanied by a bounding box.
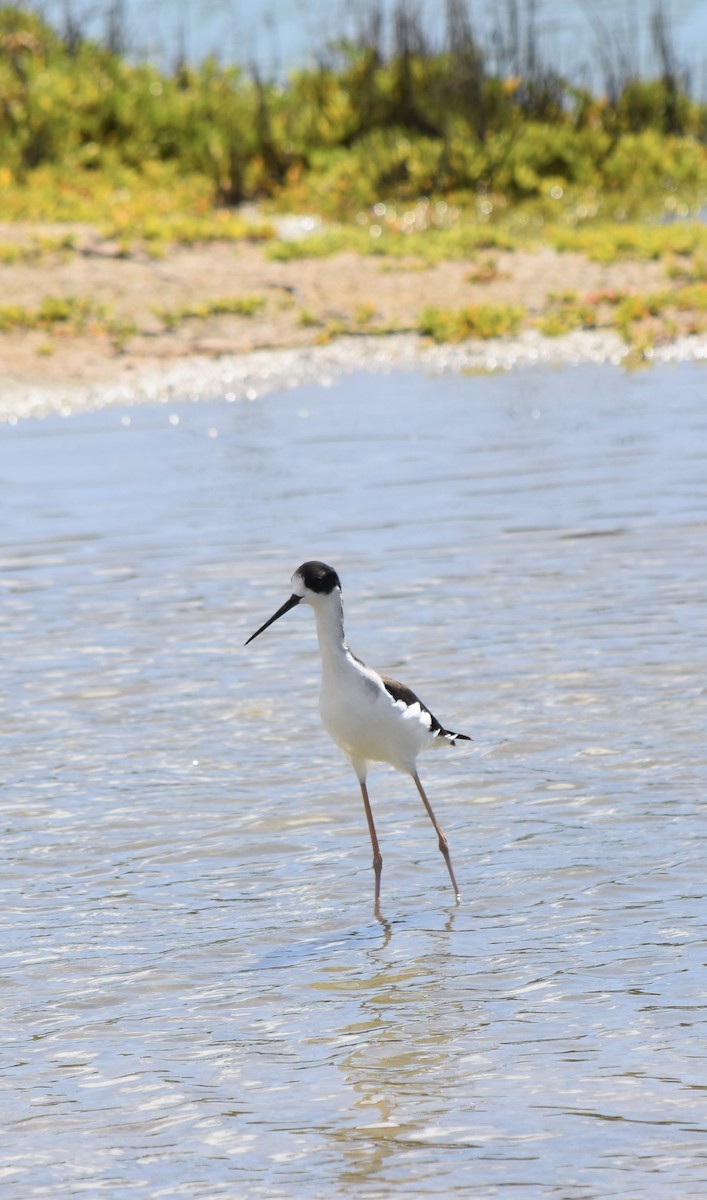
[1,362,706,1198]
[35,0,707,81]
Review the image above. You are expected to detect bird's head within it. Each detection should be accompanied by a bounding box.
[245,560,341,645]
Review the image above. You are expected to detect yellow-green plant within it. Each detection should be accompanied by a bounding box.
[153,295,266,330]
[0,293,134,342]
[418,303,525,342]
[1,5,707,226]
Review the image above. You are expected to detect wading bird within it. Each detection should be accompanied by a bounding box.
[245,561,469,909]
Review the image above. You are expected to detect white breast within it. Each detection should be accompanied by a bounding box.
[319,654,434,774]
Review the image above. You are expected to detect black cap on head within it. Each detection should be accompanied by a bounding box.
[296,561,341,594]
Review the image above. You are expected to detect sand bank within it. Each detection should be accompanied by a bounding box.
[1,228,705,421]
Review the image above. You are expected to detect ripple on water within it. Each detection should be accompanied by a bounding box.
[1,362,706,1199]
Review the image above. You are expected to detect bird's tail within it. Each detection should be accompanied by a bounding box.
[440,728,472,746]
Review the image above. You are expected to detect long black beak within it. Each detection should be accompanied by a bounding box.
[245,593,301,646]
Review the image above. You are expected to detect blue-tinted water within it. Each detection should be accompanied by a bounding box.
[32,0,707,80]
[1,362,706,1198]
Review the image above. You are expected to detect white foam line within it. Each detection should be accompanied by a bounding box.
[3,328,707,424]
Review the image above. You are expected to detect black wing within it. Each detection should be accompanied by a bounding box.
[381,675,471,745]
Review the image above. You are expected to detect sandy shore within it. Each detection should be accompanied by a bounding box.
[2,223,706,421]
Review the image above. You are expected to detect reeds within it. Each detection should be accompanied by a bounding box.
[0,1,704,215]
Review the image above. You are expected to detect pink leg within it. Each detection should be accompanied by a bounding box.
[359,778,383,910]
[412,771,461,903]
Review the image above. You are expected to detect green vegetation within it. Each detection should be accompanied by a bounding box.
[537,296,600,338]
[266,215,519,262]
[153,295,266,331]
[418,304,525,342]
[4,3,707,366]
[547,220,707,262]
[0,163,274,249]
[415,282,707,352]
[0,293,135,345]
[263,212,707,267]
[1,2,707,229]
[0,232,77,263]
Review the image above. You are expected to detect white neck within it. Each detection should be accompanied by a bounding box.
[312,590,349,673]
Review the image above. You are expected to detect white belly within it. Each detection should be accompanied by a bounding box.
[319,662,432,773]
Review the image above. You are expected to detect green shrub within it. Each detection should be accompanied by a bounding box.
[0,5,707,223]
[418,303,525,342]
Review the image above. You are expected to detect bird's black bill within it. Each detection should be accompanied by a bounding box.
[244,593,301,646]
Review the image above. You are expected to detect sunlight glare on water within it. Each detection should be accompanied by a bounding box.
[1,362,706,1198]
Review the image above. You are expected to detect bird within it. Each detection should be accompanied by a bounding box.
[245,560,470,909]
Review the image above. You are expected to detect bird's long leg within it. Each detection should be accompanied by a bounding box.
[412,771,461,904]
[359,779,383,909]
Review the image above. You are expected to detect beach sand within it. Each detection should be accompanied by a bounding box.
[1,222,704,421]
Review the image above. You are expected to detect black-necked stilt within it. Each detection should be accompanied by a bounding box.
[245,561,470,909]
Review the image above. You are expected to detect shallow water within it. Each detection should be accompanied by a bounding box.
[2,362,706,1198]
[36,0,707,83]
